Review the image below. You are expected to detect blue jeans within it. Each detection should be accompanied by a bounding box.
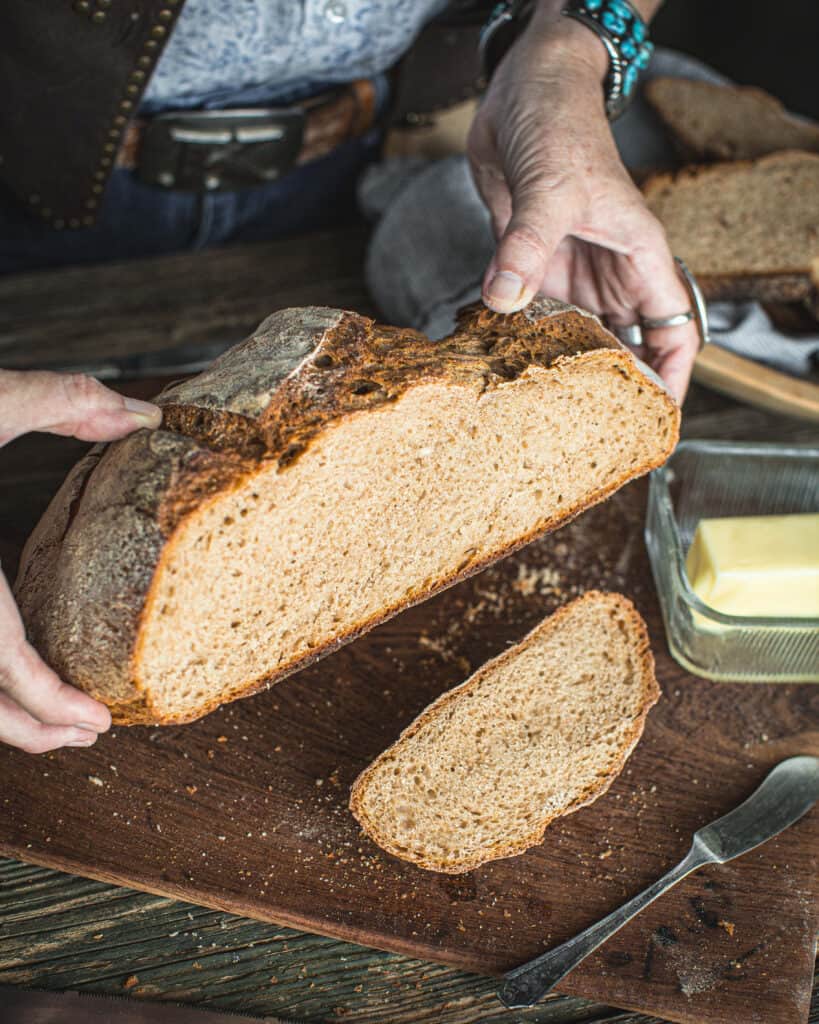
[0,128,382,275]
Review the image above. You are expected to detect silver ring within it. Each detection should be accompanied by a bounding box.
[640,309,695,330]
[605,257,710,351]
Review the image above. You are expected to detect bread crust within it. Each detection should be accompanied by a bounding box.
[15,302,679,726]
[349,591,660,874]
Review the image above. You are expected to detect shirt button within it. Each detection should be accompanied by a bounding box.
[324,0,347,23]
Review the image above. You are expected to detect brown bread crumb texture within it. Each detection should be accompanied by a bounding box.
[15,301,679,726]
[645,77,819,163]
[643,151,819,303]
[350,591,659,873]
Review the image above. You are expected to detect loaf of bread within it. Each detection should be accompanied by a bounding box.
[350,591,659,873]
[645,77,819,163]
[15,302,678,726]
[643,151,819,304]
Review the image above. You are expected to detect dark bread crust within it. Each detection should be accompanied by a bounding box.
[349,591,660,874]
[15,302,679,726]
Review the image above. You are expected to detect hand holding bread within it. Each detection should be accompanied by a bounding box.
[468,8,700,401]
[0,370,160,753]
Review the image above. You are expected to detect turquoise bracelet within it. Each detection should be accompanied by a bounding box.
[562,0,654,118]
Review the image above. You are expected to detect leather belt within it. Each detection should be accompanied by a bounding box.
[115,79,377,192]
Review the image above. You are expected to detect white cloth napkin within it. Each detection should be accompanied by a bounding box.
[361,49,819,377]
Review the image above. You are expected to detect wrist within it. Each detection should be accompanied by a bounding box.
[527,7,610,82]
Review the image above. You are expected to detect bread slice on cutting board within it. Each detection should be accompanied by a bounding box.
[15,301,678,727]
[644,77,819,163]
[350,591,659,874]
[643,151,819,304]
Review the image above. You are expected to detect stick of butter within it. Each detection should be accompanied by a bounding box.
[685,514,819,618]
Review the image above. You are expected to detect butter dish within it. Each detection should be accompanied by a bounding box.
[646,440,819,683]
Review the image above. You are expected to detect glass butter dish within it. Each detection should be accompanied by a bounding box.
[646,440,819,683]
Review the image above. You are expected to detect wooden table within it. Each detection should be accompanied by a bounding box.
[0,234,817,1024]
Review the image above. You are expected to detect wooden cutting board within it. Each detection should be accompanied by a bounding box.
[0,447,817,1024]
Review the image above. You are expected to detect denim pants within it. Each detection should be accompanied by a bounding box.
[0,128,382,276]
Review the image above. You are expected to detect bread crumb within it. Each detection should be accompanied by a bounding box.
[87,776,104,787]
[185,785,198,795]
[719,920,736,936]
[599,849,613,860]
[123,975,139,989]
[512,563,561,596]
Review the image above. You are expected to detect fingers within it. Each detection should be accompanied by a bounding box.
[0,370,161,447]
[565,193,700,402]
[0,692,99,755]
[625,228,700,404]
[468,104,579,312]
[0,572,111,754]
[483,188,578,314]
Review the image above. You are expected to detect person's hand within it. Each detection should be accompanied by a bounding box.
[0,370,161,753]
[468,12,699,401]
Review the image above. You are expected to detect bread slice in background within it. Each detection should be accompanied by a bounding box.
[350,592,659,874]
[645,77,819,163]
[643,151,819,304]
[15,301,678,726]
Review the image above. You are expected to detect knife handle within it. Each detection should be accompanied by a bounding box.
[693,345,819,423]
[497,843,708,1009]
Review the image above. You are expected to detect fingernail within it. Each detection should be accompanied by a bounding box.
[123,396,162,425]
[67,734,97,747]
[74,723,100,732]
[486,271,525,310]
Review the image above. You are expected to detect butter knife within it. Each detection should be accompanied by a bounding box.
[498,755,819,1008]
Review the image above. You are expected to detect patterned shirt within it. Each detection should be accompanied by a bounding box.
[142,0,449,111]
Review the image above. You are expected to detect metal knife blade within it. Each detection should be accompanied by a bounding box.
[695,754,819,863]
[0,985,309,1024]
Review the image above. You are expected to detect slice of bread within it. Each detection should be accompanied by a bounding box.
[645,77,819,162]
[15,301,678,726]
[349,592,659,874]
[643,151,819,303]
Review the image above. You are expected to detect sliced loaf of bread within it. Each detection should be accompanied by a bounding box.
[15,302,678,726]
[645,77,819,163]
[349,591,659,873]
[643,151,819,303]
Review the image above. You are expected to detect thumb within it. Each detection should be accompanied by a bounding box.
[483,183,578,313]
[0,370,161,446]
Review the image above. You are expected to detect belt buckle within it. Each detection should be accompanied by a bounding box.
[138,108,306,192]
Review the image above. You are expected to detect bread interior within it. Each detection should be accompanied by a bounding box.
[353,595,651,871]
[136,355,672,720]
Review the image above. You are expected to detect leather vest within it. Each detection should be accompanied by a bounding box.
[0,1,488,230]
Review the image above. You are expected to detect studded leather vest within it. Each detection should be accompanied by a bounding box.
[0,1,487,231]
[1,0,183,229]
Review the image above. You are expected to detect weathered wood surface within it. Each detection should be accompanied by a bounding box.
[2,858,816,1024]
[0,230,375,369]
[0,239,817,1024]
